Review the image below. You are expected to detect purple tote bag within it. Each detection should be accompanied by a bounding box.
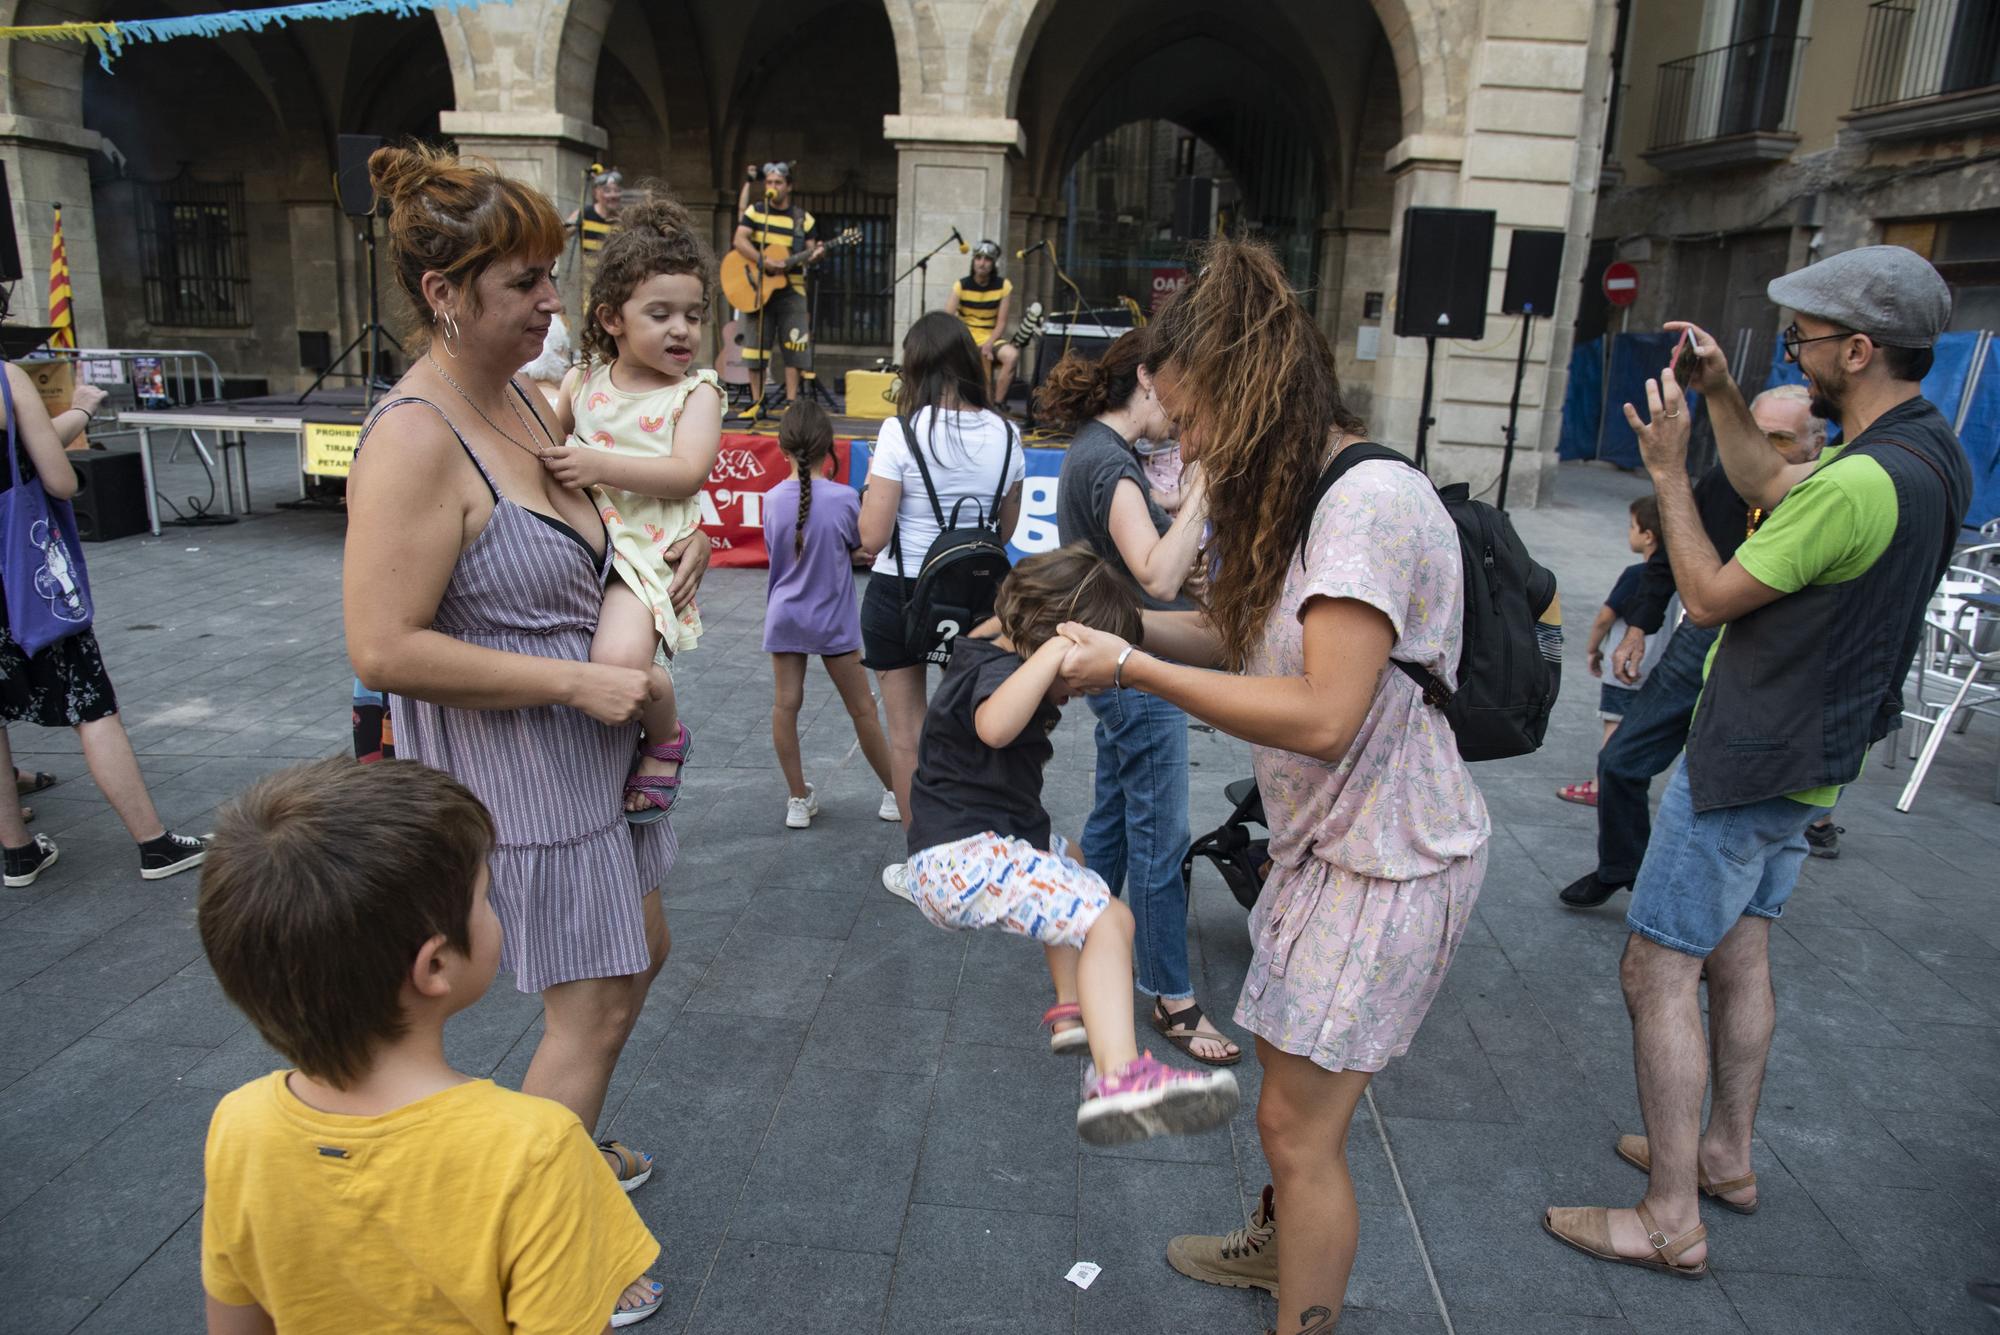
[0,366,94,656]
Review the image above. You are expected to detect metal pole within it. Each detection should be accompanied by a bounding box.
[1415,335,1439,472]
[1498,312,1533,510]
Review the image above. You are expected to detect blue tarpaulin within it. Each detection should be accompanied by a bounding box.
[1559,336,1603,462]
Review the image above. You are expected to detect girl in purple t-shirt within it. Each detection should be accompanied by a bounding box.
[763,403,898,830]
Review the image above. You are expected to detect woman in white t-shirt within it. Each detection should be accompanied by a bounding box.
[858,312,1024,883]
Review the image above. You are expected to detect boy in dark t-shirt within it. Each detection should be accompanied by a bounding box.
[895,544,1238,1146]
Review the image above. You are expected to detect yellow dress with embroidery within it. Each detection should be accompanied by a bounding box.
[570,364,720,654]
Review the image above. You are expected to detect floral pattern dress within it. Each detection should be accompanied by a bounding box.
[570,364,721,653]
[1234,457,1490,1073]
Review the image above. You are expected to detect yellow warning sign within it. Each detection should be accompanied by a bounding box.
[303,422,363,478]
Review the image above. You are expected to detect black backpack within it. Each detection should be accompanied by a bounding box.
[889,413,1016,665]
[1306,444,1562,761]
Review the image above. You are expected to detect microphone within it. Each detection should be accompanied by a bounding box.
[1016,239,1050,260]
[951,226,968,254]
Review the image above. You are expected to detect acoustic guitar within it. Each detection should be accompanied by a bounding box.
[721,227,861,314]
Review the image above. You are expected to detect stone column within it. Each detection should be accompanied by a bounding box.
[883,114,1022,343]
[0,116,108,346]
[439,110,608,315]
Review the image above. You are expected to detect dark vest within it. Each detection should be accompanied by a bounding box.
[1685,397,1972,812]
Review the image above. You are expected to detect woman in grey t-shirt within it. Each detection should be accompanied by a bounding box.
[1038,330,1235,1065]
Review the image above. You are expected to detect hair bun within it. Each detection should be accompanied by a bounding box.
[368,144,450,210]
[615,188,696,240]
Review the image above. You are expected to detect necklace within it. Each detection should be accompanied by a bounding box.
[427,355,555,460]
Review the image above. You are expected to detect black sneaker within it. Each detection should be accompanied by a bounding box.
[1804,822,1843,860]
[1559,871,1631,909]
[4,833,59,887]
[139,831,209,881]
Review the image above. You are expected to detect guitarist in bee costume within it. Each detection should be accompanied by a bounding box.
[947,240,1021,408]
[731,162,823,414]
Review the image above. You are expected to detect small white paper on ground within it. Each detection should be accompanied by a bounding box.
[1064,1262,1101,1290]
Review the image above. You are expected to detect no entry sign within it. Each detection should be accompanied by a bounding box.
[1602,261,1640,307]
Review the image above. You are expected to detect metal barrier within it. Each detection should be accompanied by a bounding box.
[22,347,249,525]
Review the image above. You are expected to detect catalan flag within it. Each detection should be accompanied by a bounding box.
[47,204,74,350]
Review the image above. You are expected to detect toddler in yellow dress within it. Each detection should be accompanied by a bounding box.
[548,194,724,822]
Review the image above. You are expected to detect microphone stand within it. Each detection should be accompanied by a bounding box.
[883,231,964,315]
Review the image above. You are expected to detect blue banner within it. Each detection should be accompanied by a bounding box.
[846,438,1069,563]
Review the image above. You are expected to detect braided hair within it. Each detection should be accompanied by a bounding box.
[777,400,837,557]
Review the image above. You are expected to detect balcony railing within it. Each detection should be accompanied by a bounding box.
[1854,0,2000,113]
[1650,35,1810,157]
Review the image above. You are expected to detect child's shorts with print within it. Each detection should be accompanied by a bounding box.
[906,832,1112,949]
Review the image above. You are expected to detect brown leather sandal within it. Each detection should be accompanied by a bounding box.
[1615,1134,1758,1214]
[1543,1201,1708,1280]
[1150,999,1241,1067]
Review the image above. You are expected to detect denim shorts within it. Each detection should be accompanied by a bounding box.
[1626,760,1828,958]
[1598,682,1639,722]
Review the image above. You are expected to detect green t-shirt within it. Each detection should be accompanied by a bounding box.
[1701,443,1900,806]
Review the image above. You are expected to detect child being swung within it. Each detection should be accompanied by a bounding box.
[196,759,663,1334]
[900,544,1240,1144]
[763,400,899,828]
[549,192,723,823]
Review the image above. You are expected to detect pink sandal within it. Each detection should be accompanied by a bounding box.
[1556,779,1598,807]
[1043,1003,1088,1055]
[624,722,692,826]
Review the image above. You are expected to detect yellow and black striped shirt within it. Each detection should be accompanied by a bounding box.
[738,204,819,295]
[952,276,1012,340]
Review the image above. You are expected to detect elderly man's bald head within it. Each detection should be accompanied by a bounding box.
[1749,384,1827,465]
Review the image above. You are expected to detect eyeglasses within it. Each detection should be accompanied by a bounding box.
[972,241,1001,260]
[1763,429,1798,444]
[1781,322,1853,363]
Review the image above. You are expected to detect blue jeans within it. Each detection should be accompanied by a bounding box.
[1596,622,1719,884]
[1627,760,1827,957]
[1083,686,1193,999]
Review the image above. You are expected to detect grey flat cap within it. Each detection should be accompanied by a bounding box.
[1767,245,1952,348]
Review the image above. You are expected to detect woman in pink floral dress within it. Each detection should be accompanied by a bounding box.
[1058,236,1489,1331]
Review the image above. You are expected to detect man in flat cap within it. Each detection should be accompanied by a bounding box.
[1543,245,1972,1278]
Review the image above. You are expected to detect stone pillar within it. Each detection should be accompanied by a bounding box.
[0,117,107,346]
[439,110,607,315]
[883,115,1022,343]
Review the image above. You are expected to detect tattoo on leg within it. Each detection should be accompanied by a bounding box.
[1298,1307,1335,1333]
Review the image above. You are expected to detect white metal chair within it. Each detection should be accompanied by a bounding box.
[1894,589,2000,811]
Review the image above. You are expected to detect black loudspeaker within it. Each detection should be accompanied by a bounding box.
[0,164,22,284]
[69,450,151,543]
[1394,207,1495,340]
[1502,229,1566,316]
[298,330,332,371]
[335,135,385,219]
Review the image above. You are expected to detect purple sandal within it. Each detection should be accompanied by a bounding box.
[624,722,692,826]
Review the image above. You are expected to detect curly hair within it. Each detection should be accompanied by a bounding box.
[368,141,565,341]
[1147,235,1366,670]
[1032,327,1149,429]
[993,543,1143,658]
[777,399,837,558]
[580,187,713,365]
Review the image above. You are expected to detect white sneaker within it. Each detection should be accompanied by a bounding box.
[881,862,913,902]
[785,784,819,830]
[877,790,900,822]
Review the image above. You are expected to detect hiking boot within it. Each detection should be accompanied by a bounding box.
[1559,871,1630,909]
[1167,1183,1278,1293]
[1804,822,1843,860]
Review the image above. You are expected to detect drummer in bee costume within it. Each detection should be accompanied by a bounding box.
[948,240,1020,406]
[732,162,823,410]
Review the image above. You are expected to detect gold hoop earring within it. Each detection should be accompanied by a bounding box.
[436,308,461,359]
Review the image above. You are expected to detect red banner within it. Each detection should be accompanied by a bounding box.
[699,432,855,568]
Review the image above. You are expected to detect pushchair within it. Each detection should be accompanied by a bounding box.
[1182,777,1271,911]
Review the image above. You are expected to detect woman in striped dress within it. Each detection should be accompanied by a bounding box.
[342,145,708,1212]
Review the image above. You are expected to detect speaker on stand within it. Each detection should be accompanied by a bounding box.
[301,134,401,408]
[1394,208,1495,471]
[1497,229,1565,511]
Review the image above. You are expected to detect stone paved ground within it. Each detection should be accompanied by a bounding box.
[1,438,1996,1334]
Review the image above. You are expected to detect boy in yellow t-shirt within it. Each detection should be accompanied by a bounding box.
[195,759,662,1334]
